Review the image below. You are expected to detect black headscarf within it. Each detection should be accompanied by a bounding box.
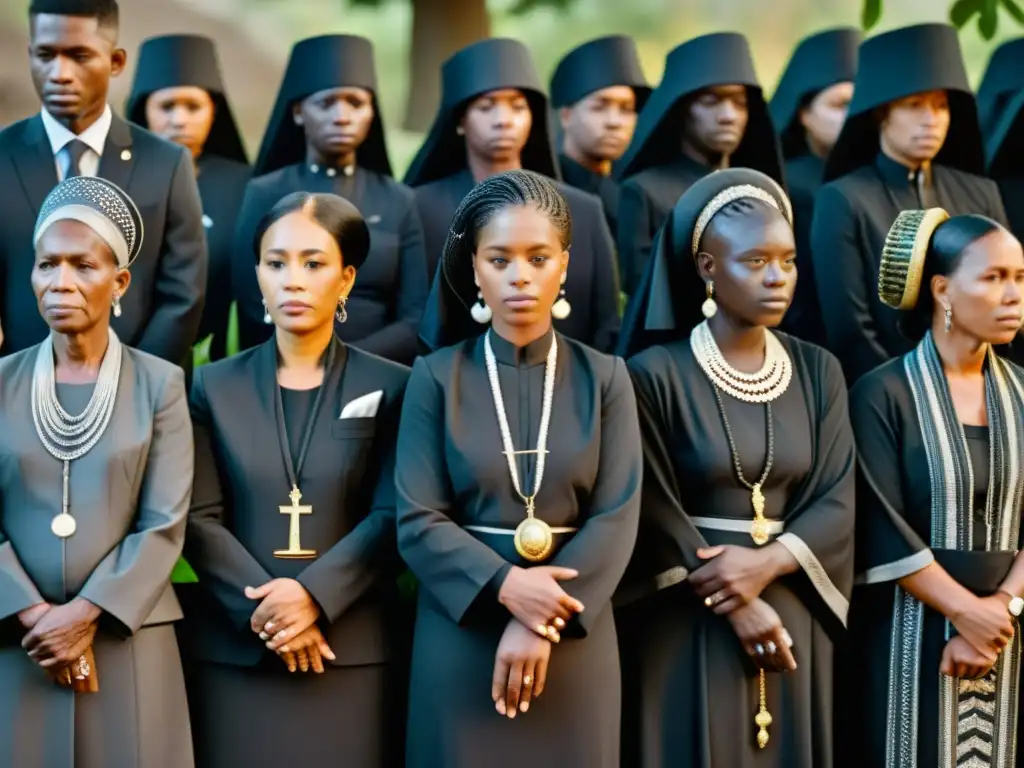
[615,32,784,184]
[768,27,860,160]
[616,168,792,359]
[125,34,248,164]
[402,38,559,187]
[977,37,1024,140]
[253,34,392,178]
[824,23,982,183]
[549,35,651,110]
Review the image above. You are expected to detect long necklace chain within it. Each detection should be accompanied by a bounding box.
[690,321,791,403]
[32,329,122,461]
[484,331,557,512]
[711,384,774,491]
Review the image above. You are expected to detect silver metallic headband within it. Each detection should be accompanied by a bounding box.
[691,184,793,257]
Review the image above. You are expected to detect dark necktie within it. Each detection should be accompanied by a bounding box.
[64,139,89,178]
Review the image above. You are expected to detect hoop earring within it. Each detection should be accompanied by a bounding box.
[551,273,571,319]
[702,281,718,319]
[336,296,348,323]
[262,298,272,325]
[944,305,953,333]
[470,291,492,324]
[112,293,122,318]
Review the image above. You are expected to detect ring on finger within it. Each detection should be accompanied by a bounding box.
[766,641,777,655]
[704,590,727,608]
[534,624,549,638]
[523,675,534,686]
[546,626,561,643]
[754,643,765,656]
[553,617,566,630]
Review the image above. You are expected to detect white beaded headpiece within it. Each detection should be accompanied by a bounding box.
[33,177,144,268]
[690,183,793,257]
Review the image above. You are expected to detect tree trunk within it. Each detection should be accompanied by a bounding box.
[404,0,490,132]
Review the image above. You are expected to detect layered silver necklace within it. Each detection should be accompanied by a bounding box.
[484,330,558,562]
[31,329,123,538]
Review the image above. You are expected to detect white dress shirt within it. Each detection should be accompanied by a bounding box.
[40,104,112,180]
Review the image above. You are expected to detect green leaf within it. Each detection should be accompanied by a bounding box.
[171,557,199,584]
[508,0,574,15]
[979,0,999,37]
[1003,0,1024,24]
[950,0,981,27]
[861,0,883,30]
[192,334,212,370]
[226,302,240,358]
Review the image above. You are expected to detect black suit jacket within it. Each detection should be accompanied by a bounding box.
[0,112,207,365]
[179,337,409,668]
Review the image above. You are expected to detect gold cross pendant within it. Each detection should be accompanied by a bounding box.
[273,486,317,559]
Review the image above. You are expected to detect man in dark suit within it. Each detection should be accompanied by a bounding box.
[0,0,206,366]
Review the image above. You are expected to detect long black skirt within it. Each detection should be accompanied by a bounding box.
[406,593,621,768]
[187,658,394,767]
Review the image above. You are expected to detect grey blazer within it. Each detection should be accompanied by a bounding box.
[0,342,194,636]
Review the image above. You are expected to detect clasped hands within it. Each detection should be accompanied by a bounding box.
[490,565,585,719]
[245,578,335,674]
[17,598,101,691]
[689,544,798,673]
[941,593,1016,680]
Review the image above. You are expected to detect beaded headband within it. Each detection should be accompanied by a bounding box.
[33,177,144,268]
[691,183,793,257]
[878,208,950,310]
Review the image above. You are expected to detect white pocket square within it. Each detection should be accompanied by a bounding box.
[339,390,383,419]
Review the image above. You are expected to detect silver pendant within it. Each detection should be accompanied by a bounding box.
[51,513,76,538]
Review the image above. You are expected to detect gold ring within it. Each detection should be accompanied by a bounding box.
[535,624,548,637]
[704,596,714,607]
[523,675,533,686]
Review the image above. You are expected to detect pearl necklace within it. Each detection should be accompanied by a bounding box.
[690,321,791,403]
[31,328,123,538]
[484,330,558,562]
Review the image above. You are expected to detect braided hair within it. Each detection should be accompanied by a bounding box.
[442,169,571,308]
[697,197,783,254]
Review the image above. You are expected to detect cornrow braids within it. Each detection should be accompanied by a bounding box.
[697,196,784,254]
[441,169,571,308]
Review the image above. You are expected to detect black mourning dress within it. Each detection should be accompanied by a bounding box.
[231,35,427,364]
[618,336,855,767]
[848,357,1024,767]
[180,337,409,766]
[395,330,642,768]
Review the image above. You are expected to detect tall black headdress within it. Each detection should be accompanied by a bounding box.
[403,38,559,187]
[615,32,784,184]
[824,24,982,183]
[616,168,792,359]
[987,89,1024,177]
[768,27,860,160]
[549,35,651,110]
[125,34,247,164]
[254,34,392,178]
[977,37,1024,140]
[33,176,145,269]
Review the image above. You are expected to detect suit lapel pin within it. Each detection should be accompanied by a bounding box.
[367,214,381,224]
[120,149,132,161]
[202,214,213,229]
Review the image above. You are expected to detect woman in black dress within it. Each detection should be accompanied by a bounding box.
[767,27,858,343]
[126,34,250,361]
[614,32,785,296]
[405,38,620,353]
[850,210,1024,766]
[810,23,1010,383]
[181,192,409,766]
[616,168,855,767]
[231,35,427,364]
[395,170,642,767]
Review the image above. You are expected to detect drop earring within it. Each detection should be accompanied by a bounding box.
[551,273,572,319]
[944,304,953,332]
[336,296,348,323]
[702,281,718,319]
[470,291,492,324]
[112,293,122,318]
[262,298,272,325]
[456,125,465,136]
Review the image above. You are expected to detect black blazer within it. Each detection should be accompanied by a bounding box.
[0,112,208,366]
[179,337,409,668]
[196,153,250,361]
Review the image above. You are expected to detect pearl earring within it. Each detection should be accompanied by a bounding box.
[112,294,122,318]
[336,296,348,323]
[456,125,465,136]
[470,291,492,324]
[262,299,272,325]
[944,304,953,332]
[551,273,571,320]
[702,281,718,319]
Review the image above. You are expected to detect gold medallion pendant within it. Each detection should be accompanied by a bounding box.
[749,483,770,546]
[514,516,554,562]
